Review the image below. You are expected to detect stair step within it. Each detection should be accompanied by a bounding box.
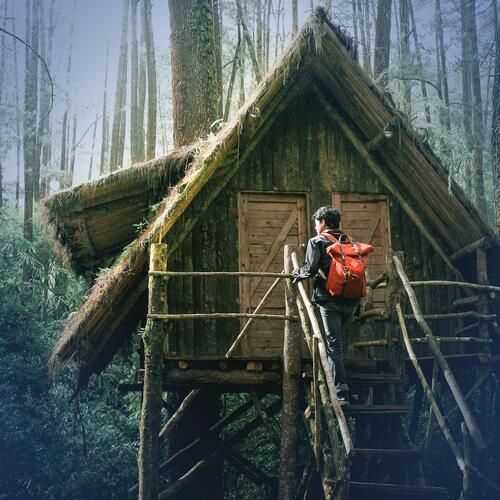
[349,481,448,498]
[347,373,399,384]
[344,404,408,415]
[352,448,421,457]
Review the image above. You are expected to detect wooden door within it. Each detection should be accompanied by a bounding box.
[332,193,391,308]
[238,193,308,357]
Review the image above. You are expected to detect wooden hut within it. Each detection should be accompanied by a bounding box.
[42,8,500,499]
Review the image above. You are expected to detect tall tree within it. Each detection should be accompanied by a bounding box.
[493,0,500,231]
[213,0,223,116]
[109,0,129,171]
[99,43,109,176]
[12,10,22,208]
[0,0,7,208]
[434,0,450,129]
[59,23,73,189]
[464,0,487,213]
[292,0,298,35]
[88,113,99,180]
[142,0,157,160]
[374,0,392,83]
[164,3,223,499]
[23,0,39,244]
[169,0,220,147]
[408,0,431,123]
[137,9,147,161]
[357,0,371,74]
[460,0,473,196]
[67,114,77,187]
[399,0,411,114]
[130,0,140,164]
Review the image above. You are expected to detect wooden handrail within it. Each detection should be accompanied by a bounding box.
[149,271,293,278]
[393,252,487,450]
[290,251,353,457]
[148,313,298,321]
[376,280,500,293]
[396,303,465,471]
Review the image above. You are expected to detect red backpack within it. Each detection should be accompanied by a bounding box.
[322,232,374,299]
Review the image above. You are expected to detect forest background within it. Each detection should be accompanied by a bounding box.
[0,0,498,498]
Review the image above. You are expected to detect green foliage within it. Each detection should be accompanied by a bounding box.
[0,208,141,499]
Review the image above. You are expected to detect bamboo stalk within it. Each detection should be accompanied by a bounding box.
[396,302,465,471]
[159,388,202,440]
[148,313,298,321]
[290,252,353,456]
[149,270,293,278]
[225,272,284,358]
[393,253,486,450]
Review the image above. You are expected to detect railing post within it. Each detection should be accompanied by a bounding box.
[138,243,168,500]
[278,245,302,500]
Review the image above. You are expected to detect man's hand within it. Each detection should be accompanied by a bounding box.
[292,269,301,284]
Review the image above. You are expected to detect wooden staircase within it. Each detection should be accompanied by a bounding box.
[302,359,450,499]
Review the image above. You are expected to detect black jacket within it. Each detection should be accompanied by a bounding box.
[294,229,359,306]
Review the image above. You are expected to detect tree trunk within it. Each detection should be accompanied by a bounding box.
[109,0,129,171]
[169,0,220,147]
[374,0,392,83]
[67,114,77,187]
[364,0,373,76]
[264,0,272,72]
[88,113,99,180]
[239,12,247,106]
[23,0,38,245]
[435,0,450,129]
[357,0,370,74]
[408,0,431,123]
[60,24,73,189]
[237,0,262,83]
[460,0,473,197]
[166,2,223,498]
[493,0,500,232]
[213,0,223,116]
[292,0,298,35]
[352,0,359,48]
[464,0,487,213]
[0,1,7,207]
[137,14,146,162]
[12,11,22,207]
[142,0,157,160]
[99,43,109,176]
[223,24,241,121]
[399,0,411,115]
[130,0,139,164]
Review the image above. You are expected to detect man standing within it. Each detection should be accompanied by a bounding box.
[293,206,359,405]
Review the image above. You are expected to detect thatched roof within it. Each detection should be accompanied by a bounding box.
[45,8,498,388]
[41,145,198,275]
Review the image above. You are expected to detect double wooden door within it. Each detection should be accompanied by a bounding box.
[238,193,308,357]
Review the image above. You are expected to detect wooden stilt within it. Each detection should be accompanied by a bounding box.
[460,422,472,500]
[278,246,302,500]
[138,243,169,500]
[393,253,487,450]
[423,357,439,451]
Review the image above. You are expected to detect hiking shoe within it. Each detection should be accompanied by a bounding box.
[337,391,350,407]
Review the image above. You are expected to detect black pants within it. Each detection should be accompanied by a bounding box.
[318,301,355,392]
